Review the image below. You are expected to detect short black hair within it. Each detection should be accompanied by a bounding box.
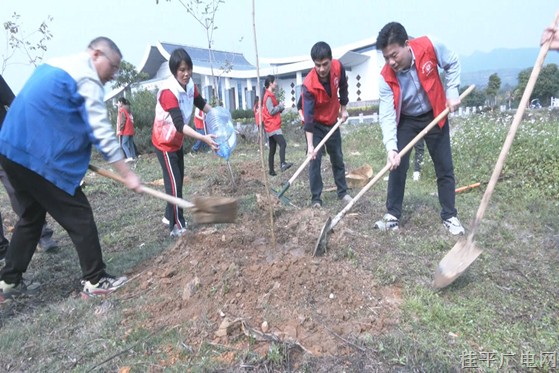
[254,96,259,106]
[169,48,193,77]
[118,97,126,104]
[88,37,122,58]
[310,42,332,62]
[377,22,408,50]
[264,75,275,89]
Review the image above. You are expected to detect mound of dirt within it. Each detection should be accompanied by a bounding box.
[122,206,402,358]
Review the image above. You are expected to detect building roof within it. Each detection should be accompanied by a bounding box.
[261,36,378,66]
[159,42,255,70]
[104,37,380,101]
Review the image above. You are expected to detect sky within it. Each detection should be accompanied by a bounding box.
[2,0,558,93]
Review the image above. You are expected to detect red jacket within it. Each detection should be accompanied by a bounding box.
[262,89,282,133]
[381,36,447,128]
[119,107,134,136]
[194,108,205,130]
[302,59,342,126]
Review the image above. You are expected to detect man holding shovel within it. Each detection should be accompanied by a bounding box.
[303,41,352,208]
[0,37,141,303]
[374,22,465,235]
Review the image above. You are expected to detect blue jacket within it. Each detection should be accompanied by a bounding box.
[0,52,122,195]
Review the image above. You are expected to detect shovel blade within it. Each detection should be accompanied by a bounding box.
[270,188,292,205]
[433,239,483,288]
[192,197,238,224]
[313,217,332,257]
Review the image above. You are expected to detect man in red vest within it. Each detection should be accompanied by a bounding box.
[303,42,351,208]
[374,22,465,235]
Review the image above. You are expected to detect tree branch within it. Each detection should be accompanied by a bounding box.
[252,0,276,251]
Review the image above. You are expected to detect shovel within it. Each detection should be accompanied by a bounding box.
[88,165,238,224]
[430,176,510,197]
[433,13,559,288]
[314,85,476,256]
[272,118,343,204]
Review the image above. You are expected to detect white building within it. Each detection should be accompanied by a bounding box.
[105,38,384,110]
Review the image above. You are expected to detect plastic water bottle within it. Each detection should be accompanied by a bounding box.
[205,107,237,160]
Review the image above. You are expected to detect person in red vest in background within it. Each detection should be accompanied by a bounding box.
[191,107,208,153]
[254,96,269,148]
[303,42,352,208]
[262,75,292,176]
[374,22,465,235]
[117,98,136,162]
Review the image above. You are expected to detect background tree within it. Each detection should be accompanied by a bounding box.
[515,64,559,106]
[157,0,224,103]
[485,73,501,108]
[460,85,486,107]
[2,12,53,73]
[112,60,150,95]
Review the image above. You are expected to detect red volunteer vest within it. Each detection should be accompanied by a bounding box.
[152,76,195,152]
[253,103,261,127]
[381,37,447,128]
[261,89,282,133]
[120,108,135,136]
[194,109,205,130]
[302,59,342,126]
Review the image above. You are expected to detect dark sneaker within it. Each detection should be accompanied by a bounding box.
[269,170,277,176]
[374,213,399,231]
[312,201,322,209]
[280,162,293,172]
[37,237,59,253]
[82,274,128,297]
[0,279,40,303]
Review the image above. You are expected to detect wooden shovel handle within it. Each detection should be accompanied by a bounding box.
[468,11,559,239]
[288,118,343,184]
[88,165,194,209]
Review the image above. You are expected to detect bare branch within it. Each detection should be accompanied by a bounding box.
[252,0,276,250]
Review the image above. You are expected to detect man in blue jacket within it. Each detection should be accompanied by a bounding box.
[0,37,141,303]
[0,75,59,258]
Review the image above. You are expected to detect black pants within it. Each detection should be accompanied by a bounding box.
[155,146,186,230]
[268,134,286,172]
[309,123,348,204]
[0,164,53,257]
[0,155,106,285]
[386,111,457,220]
[414,138,425,172]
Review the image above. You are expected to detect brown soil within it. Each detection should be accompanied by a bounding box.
[120,161,403,361]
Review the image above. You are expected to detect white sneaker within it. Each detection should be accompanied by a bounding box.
[125,158,134,164]
[170,224,187,237]
[341,194,352,203]
[413,171,421,181]
[443,217,465,235]
[162,217,169,225]
[374,213,399,231]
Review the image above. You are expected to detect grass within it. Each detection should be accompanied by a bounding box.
[0,109,558,372]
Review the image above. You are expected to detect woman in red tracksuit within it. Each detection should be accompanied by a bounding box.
[261,75,292,176]
[152,48,218,237]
